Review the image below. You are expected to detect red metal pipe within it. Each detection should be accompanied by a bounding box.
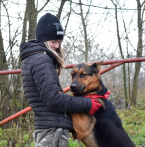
[102,57,145,65]
[0,57,145,75]
[0,87,71,126]
[65,57,145,68]
[0,69,21,75]
[0,106,32,126]
[63,86,71,93]
[0,63,124,126]
[65,64,77,69]
[0,57,145,126]
[100,62,123,74]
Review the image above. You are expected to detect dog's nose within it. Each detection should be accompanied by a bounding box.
[70,83,77,89]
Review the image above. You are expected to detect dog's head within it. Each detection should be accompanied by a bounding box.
[70,61,107,96]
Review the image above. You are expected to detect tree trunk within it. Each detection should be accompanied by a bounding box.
[57,0,66,19]
[112,0,128,108]
[122,18,131,99]
[130,0,143,105]
[21,1,29,43]
[0,0,10,128]
[0,29,7,70]
[28,0,37,40]
[79,0,89,62]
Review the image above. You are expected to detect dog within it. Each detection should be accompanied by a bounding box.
[70,61,135,147]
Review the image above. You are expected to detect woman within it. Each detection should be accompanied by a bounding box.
[20,13,102,147]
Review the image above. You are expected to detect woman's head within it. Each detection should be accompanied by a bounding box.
[35,13,64,42]
[48,40,61,51]
[36,13,65,75]
[44,40,65,75]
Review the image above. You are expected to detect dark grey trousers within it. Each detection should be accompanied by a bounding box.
[33,128,69,147]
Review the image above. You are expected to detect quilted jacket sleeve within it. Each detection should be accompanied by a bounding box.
[31,53,92,114]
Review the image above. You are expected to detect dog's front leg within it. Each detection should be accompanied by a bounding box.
[71,113,96,139]
[81,131,99,147]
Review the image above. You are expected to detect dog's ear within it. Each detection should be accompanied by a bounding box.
[92,61,103,72]
[96,61,103,71]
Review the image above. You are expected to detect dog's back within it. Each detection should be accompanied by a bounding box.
[94,99,135,147]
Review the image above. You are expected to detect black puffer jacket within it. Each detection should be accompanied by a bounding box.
[20,40,92,131]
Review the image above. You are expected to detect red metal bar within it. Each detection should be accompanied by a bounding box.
[0,57,145,126]
[66,57,145,67]
[100,62,123,74]
[0,87,70,126]
[0,57,145,75]
[65,63,77,69]
[0,69,21,75]
[102,57,145,65]
[0,107,32,126]
[0,63,124,126]
[63,86,71,93]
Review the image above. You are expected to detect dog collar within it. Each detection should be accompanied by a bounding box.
[84,91,111,99]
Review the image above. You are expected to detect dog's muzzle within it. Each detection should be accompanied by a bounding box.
[70,83,77,92]
[70,83,85,93]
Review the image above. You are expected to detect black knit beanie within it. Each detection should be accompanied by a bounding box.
[35,13,64,42]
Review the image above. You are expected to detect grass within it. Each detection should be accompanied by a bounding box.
[0,91,145,147]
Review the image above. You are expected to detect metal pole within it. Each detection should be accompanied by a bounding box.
[0,87,70,126]
[0,57,145,126]
[0,57,145,75]
[0,62,123,126]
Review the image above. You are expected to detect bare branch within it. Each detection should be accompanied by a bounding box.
[79,0,89,62]
[2,1,11,48]
[37,0,50,14]
[57,0,67,19]
[64,2,72,36]
[142,3,145,19]
[84,0,92,20]
[141,1,145,7]
[110,0,116,7]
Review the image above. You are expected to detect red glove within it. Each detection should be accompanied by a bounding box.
[89,99,102,115]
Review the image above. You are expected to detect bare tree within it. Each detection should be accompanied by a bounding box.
[130,0,145,104]
[0,0,12,128]
[79,0,92,62]
[0,0,7,70]
[111,0,129,108]
[57,0,67,19]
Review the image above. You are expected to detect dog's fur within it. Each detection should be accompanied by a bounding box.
[70,61,135,147]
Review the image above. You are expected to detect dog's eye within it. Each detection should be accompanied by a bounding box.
[80,74,88,78]
[71,73,76,78]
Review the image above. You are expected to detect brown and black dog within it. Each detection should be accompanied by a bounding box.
[70,61,135,147]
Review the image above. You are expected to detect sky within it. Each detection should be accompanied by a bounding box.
[1,0,144,61]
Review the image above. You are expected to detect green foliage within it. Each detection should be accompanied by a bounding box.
[0,119,34,147]
[15,100,21,107]
[69,138,85,147]
[1,98,145,147]
[0,140,8,146]
[117,105,145,146]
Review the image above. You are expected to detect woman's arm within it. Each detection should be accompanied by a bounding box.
[31,53,92,114]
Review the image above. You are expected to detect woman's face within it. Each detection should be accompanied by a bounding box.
[48,40,61,51]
